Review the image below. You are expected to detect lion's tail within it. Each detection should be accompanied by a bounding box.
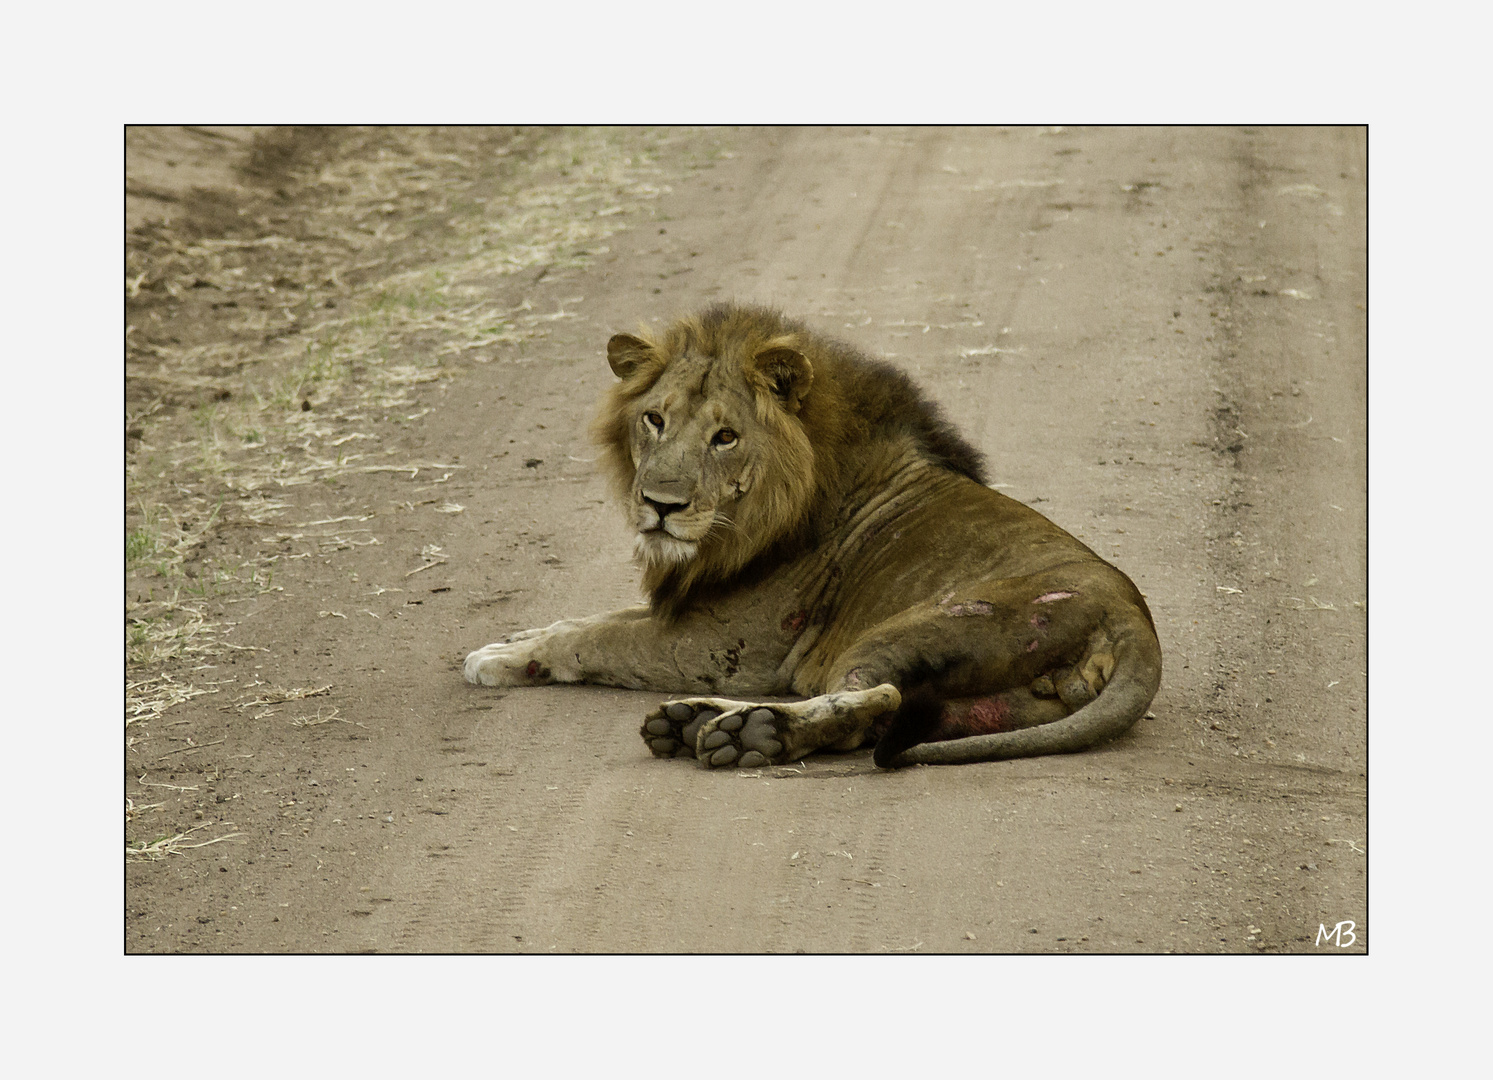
[873,625,1161,768]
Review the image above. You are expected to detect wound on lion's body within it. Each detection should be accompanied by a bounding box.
[939,691,1071,738]
[866,684,1075,766]
[958,696,1014,735]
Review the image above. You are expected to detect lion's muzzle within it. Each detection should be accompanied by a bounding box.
[634,490,707,565]
[642,494,691,528]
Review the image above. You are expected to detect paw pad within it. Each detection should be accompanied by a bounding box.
[640,700,786,767]
[697,706,784,769]
[640,701,721,759]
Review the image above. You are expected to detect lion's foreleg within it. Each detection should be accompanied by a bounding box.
[463,606,680,689]
[464,605,789,695]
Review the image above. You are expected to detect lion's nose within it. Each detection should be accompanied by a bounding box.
[644,496,690,521]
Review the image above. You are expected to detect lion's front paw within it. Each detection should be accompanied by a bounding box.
[464,639,548,686]
[504,625,552,643]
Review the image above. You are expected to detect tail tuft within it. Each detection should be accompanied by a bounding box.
[872,686,944,769]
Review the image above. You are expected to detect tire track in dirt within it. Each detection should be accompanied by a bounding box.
[369,702,604,952]
[795,772,906,952]
[539,763,732,953]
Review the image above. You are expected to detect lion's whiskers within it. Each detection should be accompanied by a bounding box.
[707,511,745,541]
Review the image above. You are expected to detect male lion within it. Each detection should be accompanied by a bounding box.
[465,303,1162,769]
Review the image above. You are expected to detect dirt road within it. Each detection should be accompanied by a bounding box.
[125,126,1366,953]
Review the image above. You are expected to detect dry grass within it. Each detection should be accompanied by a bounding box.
[126,820,244,861]
[125,797,164,823]
[289,705,365,730]
[125,673,233,727]
[231,683,332,710]
[126,594,266,668]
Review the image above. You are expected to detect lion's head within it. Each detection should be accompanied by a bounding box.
[592,305,830,613]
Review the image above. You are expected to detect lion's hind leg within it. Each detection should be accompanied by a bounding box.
[815,573,1154,767]
[874,624,1160,767]
[641,685,902,768]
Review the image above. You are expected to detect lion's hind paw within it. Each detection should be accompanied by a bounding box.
[640,700,721,759]
[694,706,786,769]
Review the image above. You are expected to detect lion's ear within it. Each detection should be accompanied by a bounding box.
[751,346,814,413]
[607,334,653,379]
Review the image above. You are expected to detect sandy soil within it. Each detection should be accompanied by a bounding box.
[125,125,1365,954]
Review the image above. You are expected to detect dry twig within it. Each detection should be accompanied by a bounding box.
[127,820,243,861]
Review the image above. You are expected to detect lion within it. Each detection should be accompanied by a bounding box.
[464,303,1162,769]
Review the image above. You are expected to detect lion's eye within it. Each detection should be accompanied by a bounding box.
[643,411,664,431]
[713,429,737,447]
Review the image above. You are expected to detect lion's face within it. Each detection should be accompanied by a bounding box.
[595,319,817,595]
[624,352,770,568]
